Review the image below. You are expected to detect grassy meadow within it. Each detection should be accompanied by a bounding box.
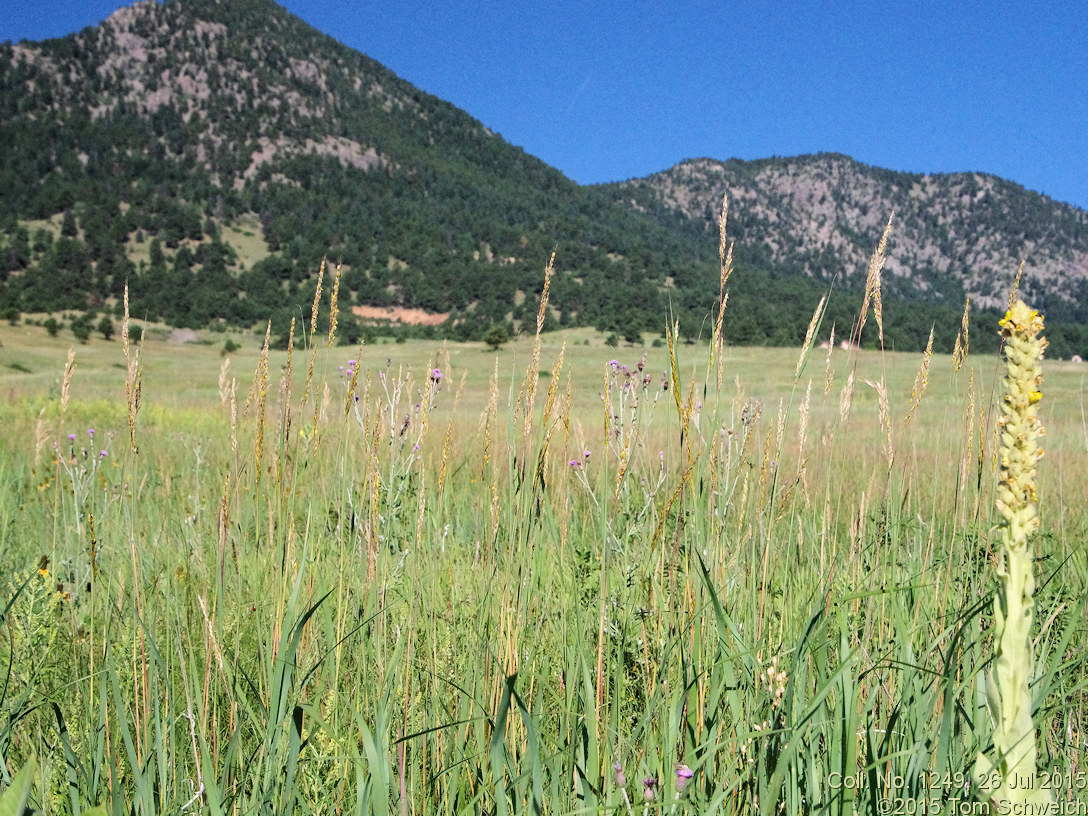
[1,261,1087,815]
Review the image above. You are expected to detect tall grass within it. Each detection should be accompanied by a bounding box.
[1,208,1086,815]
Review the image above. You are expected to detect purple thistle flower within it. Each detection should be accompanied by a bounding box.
[642,776,657,801]
[98,450,107,460]
[583,450,591,459]
[88,429,95,438]
[68,433,76,442]
[431,368,442,381]
[675,764,693,792]
[568,459,580,468]
[613,761,626,787]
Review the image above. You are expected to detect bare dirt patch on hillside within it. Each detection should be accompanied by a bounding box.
[169,329,199,344]
[352,305,449,326]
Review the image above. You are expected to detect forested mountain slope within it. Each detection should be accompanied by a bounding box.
[0,0,711,339]
[1,0,1085,355]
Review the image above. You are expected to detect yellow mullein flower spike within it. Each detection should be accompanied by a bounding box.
[974,300,1052,808]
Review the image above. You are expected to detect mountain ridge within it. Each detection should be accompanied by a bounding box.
[601,153,1088,313]
[1,0,1086,356]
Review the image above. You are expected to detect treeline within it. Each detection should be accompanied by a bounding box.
[3,208,1086,359]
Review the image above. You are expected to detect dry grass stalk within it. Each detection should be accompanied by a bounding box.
[537,342,566,493]
[482,359,501,547]
[344,340,364,417]
[536,252,554,336]
[197,595,226,674]
[33,407,48,464]
[559,372,574,551]
[737,467,750,534]
[650,455,700,550]
[436,371,467,501]
[796,295,827,380]
[824,324,835,394]
[839,368,856,424]
[415,470,426,551]
[217,465,232,580]
[958,370,976,525]
[253,322,271,488]
[122,284,142,453]
[849,490,870,559]
[218,359,231,408]
[856,214,892,347]
[88,511,98,578]
[682,377,698,447]
[774,396,786,457]
[229,377,238,463]
[974,401,987,521]
[952,296,970,371]
[711,193,734,389]
[717,193,729,283]
[301,258,326,424]
[757,428,773,518]
[1008,260,1026,309]
[864,377,893,467]
[665,319,684,421]
[797,379,812,505]
[327,261,341,348]
[277,317,295,489]
[61,346,75,418]
[903,327,934,428]
[310,257,325,339]
[517,252,555,440]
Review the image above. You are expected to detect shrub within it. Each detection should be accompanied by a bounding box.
[70,312,95,344]
[483,324,509,351]
[97,315,115,341]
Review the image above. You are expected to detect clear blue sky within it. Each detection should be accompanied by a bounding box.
[4,0,1087,211]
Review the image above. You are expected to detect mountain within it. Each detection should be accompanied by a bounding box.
[0,0,709,341]
[601,154,1088,315]
[0,0,1085,356]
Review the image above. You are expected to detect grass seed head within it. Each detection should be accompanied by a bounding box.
[823,324,835,394]
[796,294,826,380]
[328,261,341,348]
[903,327,934,428]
